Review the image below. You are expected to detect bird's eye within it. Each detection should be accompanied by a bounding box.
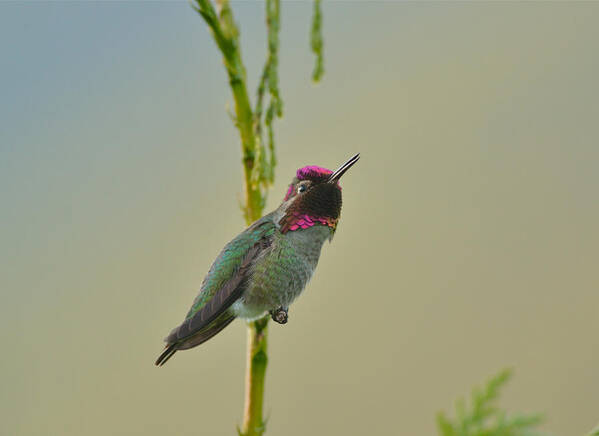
[298,185,307,193]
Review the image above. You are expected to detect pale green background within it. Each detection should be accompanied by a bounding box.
[1,2,598,435]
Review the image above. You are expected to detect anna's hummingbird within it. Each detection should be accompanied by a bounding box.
[155,153,359,366]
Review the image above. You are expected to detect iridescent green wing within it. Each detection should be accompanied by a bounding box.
[165,215,275,344]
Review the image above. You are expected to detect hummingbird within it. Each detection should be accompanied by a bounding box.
[155,153,360,366]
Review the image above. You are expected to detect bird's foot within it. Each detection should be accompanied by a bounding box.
[270,307,288,324]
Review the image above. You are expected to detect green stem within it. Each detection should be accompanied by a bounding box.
[241,317,269,436]
[254,0,281,186]
[192,1,275,434]
[310,0,324,82]
[193,0,264,222]
[193,1,317,434]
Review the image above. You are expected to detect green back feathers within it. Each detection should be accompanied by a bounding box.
[157,218,275,365]
[185,216,276,320]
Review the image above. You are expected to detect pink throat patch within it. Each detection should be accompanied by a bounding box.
[282,211,338,233]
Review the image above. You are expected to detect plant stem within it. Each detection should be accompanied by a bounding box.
[310,0,324,82]
[241,317,269,436]
[192,1,275,434]
[254,0,281,186]
[193,0,264,223]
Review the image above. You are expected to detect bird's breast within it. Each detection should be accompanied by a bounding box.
[234,225,333,320]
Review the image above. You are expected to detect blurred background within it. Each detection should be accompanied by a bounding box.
[1,2,598,435]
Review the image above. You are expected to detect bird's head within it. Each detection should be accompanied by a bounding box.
[278,153,360,233]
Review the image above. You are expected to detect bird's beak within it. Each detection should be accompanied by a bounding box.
[328,153,360,182]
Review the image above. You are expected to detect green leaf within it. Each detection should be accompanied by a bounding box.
[437,369,545,436]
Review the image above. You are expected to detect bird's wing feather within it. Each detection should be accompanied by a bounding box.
[165,216,275,344]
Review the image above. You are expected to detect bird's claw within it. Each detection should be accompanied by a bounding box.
[271,307,288,324]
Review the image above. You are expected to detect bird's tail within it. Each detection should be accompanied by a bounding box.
[155,312,237,367]
[155,343,178,367]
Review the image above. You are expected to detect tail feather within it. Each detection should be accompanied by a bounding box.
[176,313,235,350]
[154,312,236,367]
[155,343,178,367]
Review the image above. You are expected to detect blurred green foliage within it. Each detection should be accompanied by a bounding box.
[437,369,545,436]
[310,0,324,82]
